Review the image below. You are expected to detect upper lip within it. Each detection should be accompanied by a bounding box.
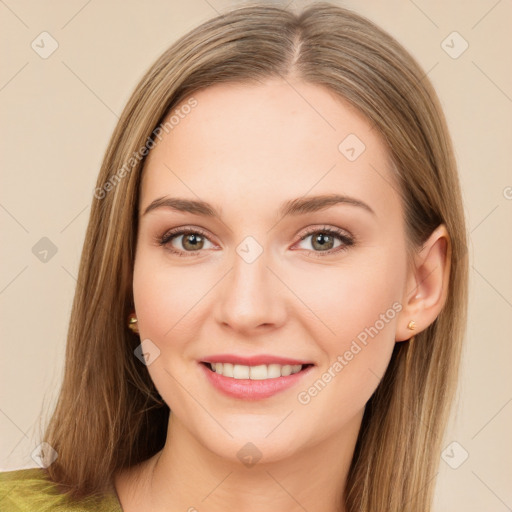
[201,354,314,366]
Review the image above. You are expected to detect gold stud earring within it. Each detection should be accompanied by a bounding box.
[128,312,139,334]
[407,320,416,331]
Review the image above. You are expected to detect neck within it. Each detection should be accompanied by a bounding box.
[115,409,363,512]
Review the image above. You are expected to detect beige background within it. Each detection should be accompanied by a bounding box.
[1,0,511,510]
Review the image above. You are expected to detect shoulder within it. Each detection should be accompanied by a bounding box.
[0,467,123,512]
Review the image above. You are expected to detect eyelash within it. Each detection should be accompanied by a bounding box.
[156,225,355,258]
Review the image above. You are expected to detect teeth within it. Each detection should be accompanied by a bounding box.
[209,362,304,380]
[233,364,250,379]
[249,364,267,380]
[267,364,281,378]
[222,363,233,377]
[281,365,292,376]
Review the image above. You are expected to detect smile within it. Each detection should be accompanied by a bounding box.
[205,362,306,380]
[199,357,314,400]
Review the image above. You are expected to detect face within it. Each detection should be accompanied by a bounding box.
[133,79,409,463]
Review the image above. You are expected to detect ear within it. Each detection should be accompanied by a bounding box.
[395,224,451,342]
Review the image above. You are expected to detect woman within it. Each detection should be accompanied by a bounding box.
[0,2,468,511]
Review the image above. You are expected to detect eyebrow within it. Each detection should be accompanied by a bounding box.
[142,193,376,219]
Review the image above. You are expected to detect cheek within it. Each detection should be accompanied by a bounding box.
[293,251,405,430]
[132,250,208,342]
[291,250,405,346]
[132,254,205,410]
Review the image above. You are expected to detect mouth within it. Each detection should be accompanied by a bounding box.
[201,361,314,380]
[199,357,315,400]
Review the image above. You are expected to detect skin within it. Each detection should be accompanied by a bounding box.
[114,78,450,512]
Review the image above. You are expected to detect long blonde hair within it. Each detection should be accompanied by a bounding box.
[43,2,468,510]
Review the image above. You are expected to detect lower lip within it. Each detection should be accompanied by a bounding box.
[200,363,314,400]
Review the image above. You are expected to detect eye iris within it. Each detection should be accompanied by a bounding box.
[312,232,334,251]
[182,233,204,251]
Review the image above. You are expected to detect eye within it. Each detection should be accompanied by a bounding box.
[293,226,354,257]
[157,227,216,257]
[157,225,355,258]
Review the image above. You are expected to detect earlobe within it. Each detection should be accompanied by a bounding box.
[396,224,451,342]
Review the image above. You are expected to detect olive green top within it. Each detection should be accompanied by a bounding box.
[0,468,123,511]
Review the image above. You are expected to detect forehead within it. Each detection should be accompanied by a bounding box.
[140,79,401,222]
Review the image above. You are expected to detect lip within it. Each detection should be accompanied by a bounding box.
[199,359,315,400]
[202,354,313,366]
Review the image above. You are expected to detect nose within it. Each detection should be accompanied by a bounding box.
[213,246,288,335]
